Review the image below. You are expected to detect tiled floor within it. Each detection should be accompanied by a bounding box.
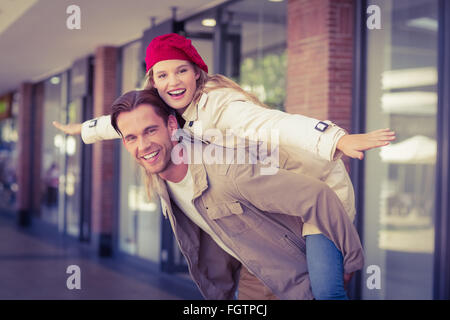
[0,212,203,300]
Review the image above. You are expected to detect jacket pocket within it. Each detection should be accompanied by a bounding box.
[206,201,262,236]
[207,201,243,220]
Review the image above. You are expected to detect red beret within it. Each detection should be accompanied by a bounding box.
[145,33,208,73]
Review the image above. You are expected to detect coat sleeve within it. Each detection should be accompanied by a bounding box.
[231,164,364,274]
[210,99,346,161]
[80,115,121,144]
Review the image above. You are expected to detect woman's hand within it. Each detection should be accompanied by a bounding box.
[52,121,82,135]
[337,128,396,160]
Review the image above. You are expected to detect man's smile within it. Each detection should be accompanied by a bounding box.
[140,150,161,163]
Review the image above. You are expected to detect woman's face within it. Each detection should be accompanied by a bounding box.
[152,60,200,114]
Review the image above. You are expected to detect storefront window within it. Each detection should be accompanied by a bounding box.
[240,50,286,110]
[184,0,287,110]
[0,93,19,212]
[41,75,65,226]
[228,0,286,110]
[40,71,84,238]
[64,96,83,237]
[363,0,438,299]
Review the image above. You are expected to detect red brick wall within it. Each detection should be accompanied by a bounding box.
[91,46,118,238]
[328,0,354,132]
[17,82,44,215]
[286,0,354,133]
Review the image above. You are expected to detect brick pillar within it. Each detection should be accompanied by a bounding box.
[286,0,354,167]
[91,46,118,256]
[16,82,44,226]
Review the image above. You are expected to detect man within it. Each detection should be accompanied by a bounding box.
[111,88,364,300]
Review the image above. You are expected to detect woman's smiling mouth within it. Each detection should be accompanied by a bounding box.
[167,89,186,99]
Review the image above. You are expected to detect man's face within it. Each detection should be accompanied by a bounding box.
[117,104,177,175]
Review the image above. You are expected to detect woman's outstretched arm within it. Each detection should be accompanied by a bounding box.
[207,96,395,161]
[52,115,121,143]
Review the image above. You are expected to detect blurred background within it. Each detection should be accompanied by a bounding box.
[0,0,449,300]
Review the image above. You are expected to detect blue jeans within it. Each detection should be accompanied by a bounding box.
[305,234,349,300]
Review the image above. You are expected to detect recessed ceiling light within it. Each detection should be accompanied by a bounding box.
[50,76,60,85]
[268,0,284,2]
[201,18,216,27]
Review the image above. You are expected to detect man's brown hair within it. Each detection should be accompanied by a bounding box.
[110,88,174,136]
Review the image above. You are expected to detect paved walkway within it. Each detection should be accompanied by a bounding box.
[0,212,203,300]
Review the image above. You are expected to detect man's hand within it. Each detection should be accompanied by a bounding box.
[52,121,82,135]
[337,128,396,160]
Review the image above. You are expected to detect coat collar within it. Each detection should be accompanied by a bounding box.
[181,92,208,123]
[189,162,209,200]
[152,136,210,218]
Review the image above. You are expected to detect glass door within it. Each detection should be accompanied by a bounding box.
[0,93,18,213]
[63,98,83,237]
[41,75,65,226]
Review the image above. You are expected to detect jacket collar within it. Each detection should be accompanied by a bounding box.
[189,162,209,199]
[152,136,210,218]
[181,92,208,123]
[153,164,209,218]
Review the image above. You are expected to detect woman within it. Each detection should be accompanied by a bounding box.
[54,33,395,299]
